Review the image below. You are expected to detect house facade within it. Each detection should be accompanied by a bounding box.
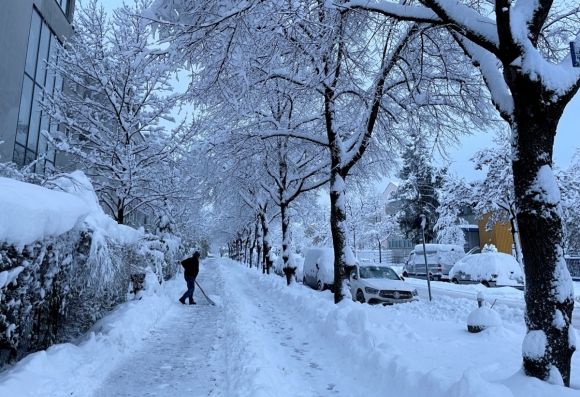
[0,0,75,172]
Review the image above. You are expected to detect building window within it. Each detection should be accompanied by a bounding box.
[55,0,70,16]
[14,8,61,172]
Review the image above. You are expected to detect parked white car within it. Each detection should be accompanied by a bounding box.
[349,264,419,305]
[449,252,524,289]
[403,244,465,281]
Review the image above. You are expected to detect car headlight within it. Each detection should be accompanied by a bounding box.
[412,289,418,296]
[365,287,379,294]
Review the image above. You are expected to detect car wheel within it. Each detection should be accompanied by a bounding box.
[402,271,408,278]
[317,280,325,291]
[356,290,365,303]
[482,280,490,288]
[452,278,459,284]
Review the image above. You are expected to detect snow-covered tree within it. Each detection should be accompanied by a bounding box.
[396,135,445,244]
[359,189,399,262]
[145,0,494,307]
[469,132,523,265]
[346,0,580,382]
[41,0,193,225]
[434,204,467,247]
[556,152,580,254]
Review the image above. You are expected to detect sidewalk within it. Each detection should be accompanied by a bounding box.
[91,265,224,397]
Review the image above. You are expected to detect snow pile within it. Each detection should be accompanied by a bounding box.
[0,280,172,397]
[0,171,184,371]
[467,292,503,333]
[219,259,578,397]
[0,177,90,248]
[48,171,141,245]
[0,258,578,396]
[450,252,524,286]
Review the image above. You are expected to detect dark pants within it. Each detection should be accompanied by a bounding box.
[180,276,196,303]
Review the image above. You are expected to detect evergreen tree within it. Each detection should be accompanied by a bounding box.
[396,136,444,244]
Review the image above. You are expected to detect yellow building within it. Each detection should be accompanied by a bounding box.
[478,213,517,254]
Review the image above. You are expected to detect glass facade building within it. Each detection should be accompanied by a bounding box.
[0,0,75,172]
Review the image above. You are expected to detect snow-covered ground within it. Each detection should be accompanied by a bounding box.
[1,258,579,396]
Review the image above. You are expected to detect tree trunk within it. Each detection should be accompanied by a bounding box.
[117,203,125,225]
[330,171,352,303]
[256,220,263,271]
[508,69,576,386]
[250,221,258,268]
[260,214,273,274]
[378,239,382,263]
[281,203,295,284]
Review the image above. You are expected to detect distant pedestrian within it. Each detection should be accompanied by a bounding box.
[179,251,200,305]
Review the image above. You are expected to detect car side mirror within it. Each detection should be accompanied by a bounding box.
[352,275,358,280]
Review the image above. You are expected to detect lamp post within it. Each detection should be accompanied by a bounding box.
[419,214,432,301]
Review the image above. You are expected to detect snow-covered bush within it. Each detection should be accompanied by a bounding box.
[0,172,181,368]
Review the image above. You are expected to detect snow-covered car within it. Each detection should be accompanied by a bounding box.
[302,248,335,291]
[449,252,524,289]
[349,264,419,305]
[403,244,465,281]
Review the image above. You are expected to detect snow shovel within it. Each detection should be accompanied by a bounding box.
[195,280,216,306]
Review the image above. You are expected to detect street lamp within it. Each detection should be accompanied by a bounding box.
[419,214,432,301]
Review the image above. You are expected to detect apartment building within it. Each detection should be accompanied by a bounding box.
[0,0,75,172]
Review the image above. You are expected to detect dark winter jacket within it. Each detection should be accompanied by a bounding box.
[181,254,199,278]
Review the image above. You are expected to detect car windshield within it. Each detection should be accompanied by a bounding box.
[359,266,399,280]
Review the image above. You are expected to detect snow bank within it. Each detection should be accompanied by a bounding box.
[218,259,579,397]
[0,279,172,397]
[0,177,90,248]
[49,171,141,245]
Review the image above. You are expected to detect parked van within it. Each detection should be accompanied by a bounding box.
[403,244,465,281]
[302,248,335,291]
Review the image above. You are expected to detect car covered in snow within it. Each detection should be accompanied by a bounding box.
[302,247,336,291]
[349,264,419,305]
[403,244,465,282]
[449,252,524,289]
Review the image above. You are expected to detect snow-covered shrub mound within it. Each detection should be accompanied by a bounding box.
[0,177,89,249]
[467,306,503,333]
[48,171,141,245]
[467,292,502,333]
[0,172,181,367]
